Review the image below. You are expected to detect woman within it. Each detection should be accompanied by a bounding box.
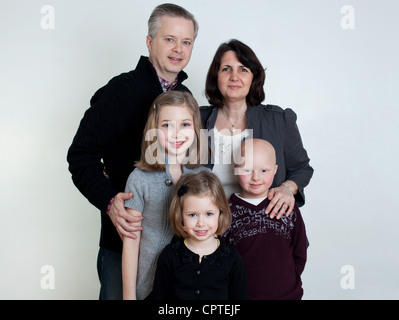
[201,39,313,218]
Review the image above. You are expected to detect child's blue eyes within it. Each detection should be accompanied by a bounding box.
[240,169,268,174]
[188,212,214,217]
[161,123,191,128]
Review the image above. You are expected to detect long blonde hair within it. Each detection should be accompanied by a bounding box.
[135,91,208,171]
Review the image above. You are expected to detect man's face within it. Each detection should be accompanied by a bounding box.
[147,15,195,82]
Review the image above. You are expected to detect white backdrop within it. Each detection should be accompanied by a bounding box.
[1,0,398,299]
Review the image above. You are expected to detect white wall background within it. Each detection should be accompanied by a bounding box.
[1,0,398,299]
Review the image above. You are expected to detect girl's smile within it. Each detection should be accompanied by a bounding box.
[156,105,195,162]
[194,229,209,237]
[182,194,220,245]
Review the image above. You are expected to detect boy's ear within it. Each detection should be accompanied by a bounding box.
[274,165,278,175]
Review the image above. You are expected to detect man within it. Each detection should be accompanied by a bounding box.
[67,3,198,299]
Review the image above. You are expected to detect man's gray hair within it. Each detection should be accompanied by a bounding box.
[148,3,199,40]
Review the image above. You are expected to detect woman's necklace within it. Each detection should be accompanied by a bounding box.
[220,107,246,133]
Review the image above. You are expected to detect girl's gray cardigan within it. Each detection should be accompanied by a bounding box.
[124,163,209,300]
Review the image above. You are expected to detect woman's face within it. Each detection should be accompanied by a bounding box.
[217,51,254,105]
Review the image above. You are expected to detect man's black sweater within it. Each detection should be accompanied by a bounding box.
[67,56,190,252]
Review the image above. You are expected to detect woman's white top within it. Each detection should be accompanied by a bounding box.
[211,126,250,199]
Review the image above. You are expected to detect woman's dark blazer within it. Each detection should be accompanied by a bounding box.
[200,104,314,207]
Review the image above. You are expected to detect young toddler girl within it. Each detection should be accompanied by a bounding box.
[151,170,248,300]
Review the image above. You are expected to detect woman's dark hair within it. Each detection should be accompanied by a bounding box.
[205,39,266,108]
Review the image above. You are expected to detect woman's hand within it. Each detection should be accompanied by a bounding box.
[266,181,297,219]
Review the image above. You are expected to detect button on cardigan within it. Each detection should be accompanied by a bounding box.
[151,238,248,300]
[124,163,209,300]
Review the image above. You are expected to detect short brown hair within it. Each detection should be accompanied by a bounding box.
[148,3,199,39]
[205,39,266,108]
[135,91,208,171]
[169,171,231,238]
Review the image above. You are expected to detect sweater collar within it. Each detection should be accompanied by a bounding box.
[136,56,188,86]
[230,192,270,211]
[171,238,231,265]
